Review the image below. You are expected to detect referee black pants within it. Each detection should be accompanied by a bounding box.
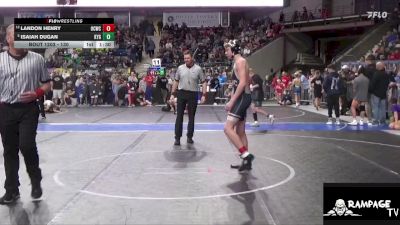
[0,102,42,192]
[175,90,198,139]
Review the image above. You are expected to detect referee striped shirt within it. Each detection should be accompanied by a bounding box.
[175,64,205,92]
[0,51,51,103]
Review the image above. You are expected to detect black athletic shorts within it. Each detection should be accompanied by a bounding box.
[228,93,252,121]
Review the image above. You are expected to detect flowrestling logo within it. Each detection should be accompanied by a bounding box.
[367,11,388,19]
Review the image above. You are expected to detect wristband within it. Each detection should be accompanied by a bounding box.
[35,88,45,98]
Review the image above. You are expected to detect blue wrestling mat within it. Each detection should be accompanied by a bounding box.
[38,122,389,132]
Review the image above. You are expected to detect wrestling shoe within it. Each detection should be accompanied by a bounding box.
[0,190,20,205]
[31,183,42,200]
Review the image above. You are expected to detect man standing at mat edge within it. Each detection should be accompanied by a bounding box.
[223,40,254,172]
[170,50,207,146]
[0,24,51,204]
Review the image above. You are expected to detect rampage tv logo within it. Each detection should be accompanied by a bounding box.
[324,199,400,217]
[367,11,388,19]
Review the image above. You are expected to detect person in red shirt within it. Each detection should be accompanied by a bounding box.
[144,72,154,103]
[144,72,154,86]
[275,79,284,104]
[388,49,400,60]
[281,71,292,89]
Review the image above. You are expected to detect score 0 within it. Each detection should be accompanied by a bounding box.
[102,24,115,32]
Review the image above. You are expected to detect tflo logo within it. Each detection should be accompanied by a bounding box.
[367,11,388,19]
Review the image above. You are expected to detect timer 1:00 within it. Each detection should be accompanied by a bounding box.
[98,42,113,47]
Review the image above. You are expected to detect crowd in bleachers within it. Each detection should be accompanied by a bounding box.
[363,30,400,61]
[158,16,282,68]
[34,15,283,111]
[1,14,283,100]
[42,15,283,79]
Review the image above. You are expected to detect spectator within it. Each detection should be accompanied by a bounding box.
[300,71,310,104]
[97,79,105,105]
[218,71,227,95]
[369,62,394,125]
[75,77,86,105]
[209,74,220,105]
[127,78,136,107]
[104,76,114,105]
[275,79,284,104]
[340,65,355,115]
[112,78,122,106]
[135,87,149,106]
[321,8,328,19]
[291,71,302,108]
[64,81,77,107]
[157,74,169,104]
[147,37,156,58]
[302,7,309,21]
[310,70,323,110]
[117,79,128,106]
[323,64,344,125]
[144,73,154,104]
[292,10,299,22]
[348,66,372,126]
[389,97,400,130]
[128,72,139,89]
[139,76,147,96]
[309,11,315,20]
[388,49,400,60]
[52,72,64,106]
[281,89,293,106]
[89,78,100,106]
[281,71,292,89]
[157,21,163,35]
[279,11,285,23]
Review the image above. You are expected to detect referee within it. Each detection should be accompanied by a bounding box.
[170,50,207,146]
[0,24,51,204]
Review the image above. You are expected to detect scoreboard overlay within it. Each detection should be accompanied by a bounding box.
[14,18,115,49]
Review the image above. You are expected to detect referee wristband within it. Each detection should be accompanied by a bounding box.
[35,88,45,98]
